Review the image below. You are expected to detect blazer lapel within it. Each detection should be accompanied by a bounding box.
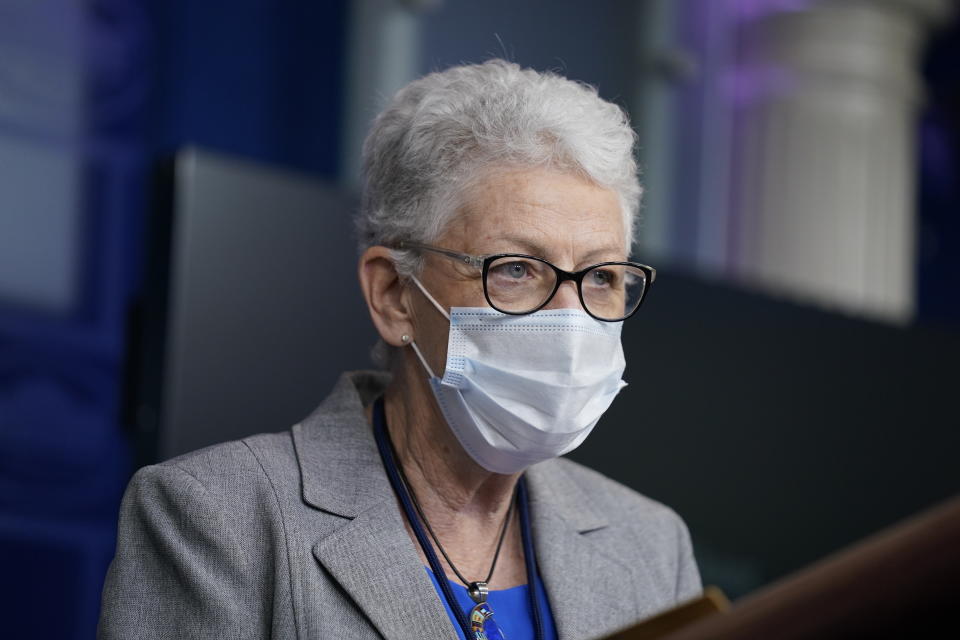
[525,462,639,640]
[312,501,458,640]
[295,372,459,640]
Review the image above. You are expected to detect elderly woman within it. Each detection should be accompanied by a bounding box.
[99,60,700,640]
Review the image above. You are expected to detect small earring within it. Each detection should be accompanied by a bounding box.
[400,334,411,344]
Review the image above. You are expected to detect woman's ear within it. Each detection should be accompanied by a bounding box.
[358,246,413,347]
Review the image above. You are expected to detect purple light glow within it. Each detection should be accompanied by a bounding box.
[723,63,795,107]
[734,0,812,23]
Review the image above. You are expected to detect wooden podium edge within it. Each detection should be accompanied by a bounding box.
[658,493,960,640]
[603,586,731,639]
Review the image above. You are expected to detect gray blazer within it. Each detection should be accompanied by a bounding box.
[98,371,701,640]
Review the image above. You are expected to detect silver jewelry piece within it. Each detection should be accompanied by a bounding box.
[400,334,411,343]
[468,581,489,604]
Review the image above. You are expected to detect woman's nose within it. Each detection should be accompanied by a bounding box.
[543,280,582,311]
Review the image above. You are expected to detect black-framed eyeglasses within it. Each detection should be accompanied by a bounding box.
[397,241,656,322]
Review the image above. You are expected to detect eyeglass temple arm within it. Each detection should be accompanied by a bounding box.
[397,241,485,269]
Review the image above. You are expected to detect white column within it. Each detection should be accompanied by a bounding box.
[340,0,436,188]
[730,0,952,323]
[634,0,684,263]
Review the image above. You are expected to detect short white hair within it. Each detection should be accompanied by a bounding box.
[356,59,641,277]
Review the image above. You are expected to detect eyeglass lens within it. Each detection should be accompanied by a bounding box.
[485,256,647,320]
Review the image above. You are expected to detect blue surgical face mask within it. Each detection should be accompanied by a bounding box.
[406,276,627,474]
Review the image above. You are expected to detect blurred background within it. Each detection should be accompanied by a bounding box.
[1,0,958,637]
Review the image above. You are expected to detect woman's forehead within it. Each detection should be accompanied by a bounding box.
[446,168,626,260]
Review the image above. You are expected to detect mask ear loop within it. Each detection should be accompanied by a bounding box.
[409,275,450,321]
[408,340,437,379]
[404,275,450,380]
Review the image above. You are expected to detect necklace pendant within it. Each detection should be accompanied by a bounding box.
[467,581,489,604]
[469,601,507,640]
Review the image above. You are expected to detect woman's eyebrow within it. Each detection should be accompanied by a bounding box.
[480,235,624,262]
[478,235,551,258]
[577,246,628,265]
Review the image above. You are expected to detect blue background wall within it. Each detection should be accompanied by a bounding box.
[0,1,345,637]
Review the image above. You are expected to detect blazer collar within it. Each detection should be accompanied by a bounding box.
[525,462,641,639]
[296,371,637,639]
[292,370,394,517]
[524,459,608,533]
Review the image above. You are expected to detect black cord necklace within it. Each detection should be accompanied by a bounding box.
[373,397,545,640]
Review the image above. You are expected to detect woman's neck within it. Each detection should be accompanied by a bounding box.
[378,358,525,587]
[383,371,519,524]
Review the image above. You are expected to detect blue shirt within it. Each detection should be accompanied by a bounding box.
[425,568,558,640]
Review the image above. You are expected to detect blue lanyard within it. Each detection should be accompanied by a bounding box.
[372,396,545,640]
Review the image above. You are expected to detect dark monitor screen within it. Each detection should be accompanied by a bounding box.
[129,148,375,463]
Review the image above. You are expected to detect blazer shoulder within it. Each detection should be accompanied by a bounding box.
[153,430,298,495]
[102,436,293,639]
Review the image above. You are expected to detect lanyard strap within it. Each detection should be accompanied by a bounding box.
[518,477,545,640]
[372,396,544,640]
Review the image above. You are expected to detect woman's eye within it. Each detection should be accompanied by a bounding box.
[495,262,529,279]
[591,270,612,286]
